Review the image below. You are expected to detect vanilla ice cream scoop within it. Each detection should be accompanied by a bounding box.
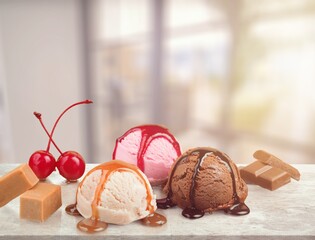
[76,160,157,225]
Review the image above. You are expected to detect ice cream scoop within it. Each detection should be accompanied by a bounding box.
[157,147,250,218]
[112,125,181,185]
[75,160,157,227]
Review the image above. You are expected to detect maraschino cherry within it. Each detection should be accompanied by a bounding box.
[28,150,55,180]
[29,112,56,180]
[31,100,92,181]
[56,151,86,181]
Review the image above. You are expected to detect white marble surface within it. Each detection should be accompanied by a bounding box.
[0,164,314,240]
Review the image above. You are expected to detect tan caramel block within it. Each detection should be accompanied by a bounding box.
[20,182,62,222]
[0,164,39,207]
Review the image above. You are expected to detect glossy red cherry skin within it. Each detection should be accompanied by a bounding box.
[56,151,86,181]
[29,150,56,180]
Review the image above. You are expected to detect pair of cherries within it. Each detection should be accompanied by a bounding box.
[28,100,92,181]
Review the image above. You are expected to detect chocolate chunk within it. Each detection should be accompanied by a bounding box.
[240,161,291,191]
[253,150,300,181]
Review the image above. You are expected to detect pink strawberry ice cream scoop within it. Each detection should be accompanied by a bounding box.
[112,125,181,185]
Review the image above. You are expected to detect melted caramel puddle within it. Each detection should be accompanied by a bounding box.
[77,218,108,233]
[141,212,167,227]
[65,203,81,216]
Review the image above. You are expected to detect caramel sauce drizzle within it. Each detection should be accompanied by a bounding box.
[67,160,157,233]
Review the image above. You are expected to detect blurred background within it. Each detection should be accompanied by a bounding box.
[0,0,314,164]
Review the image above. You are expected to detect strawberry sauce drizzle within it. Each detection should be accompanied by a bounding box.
[113,125,181,173]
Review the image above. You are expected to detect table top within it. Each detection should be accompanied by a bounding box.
[0,164,314,240]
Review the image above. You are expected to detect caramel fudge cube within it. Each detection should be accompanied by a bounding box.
[0,164,39,207]
[20,182,62,222]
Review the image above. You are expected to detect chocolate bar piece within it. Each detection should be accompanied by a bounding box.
[20,182,62,222]
[253,150,300,181]
[240,161,291,191]
[0,164,39,207]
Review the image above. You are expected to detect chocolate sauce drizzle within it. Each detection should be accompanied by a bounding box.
[157,147,250,218]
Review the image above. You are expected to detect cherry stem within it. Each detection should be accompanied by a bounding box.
[46,100,93,152]
[34,112,63,155]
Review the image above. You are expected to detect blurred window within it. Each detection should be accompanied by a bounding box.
[91,0,315,163]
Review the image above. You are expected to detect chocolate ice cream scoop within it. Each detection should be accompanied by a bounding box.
[157,147,250,219]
